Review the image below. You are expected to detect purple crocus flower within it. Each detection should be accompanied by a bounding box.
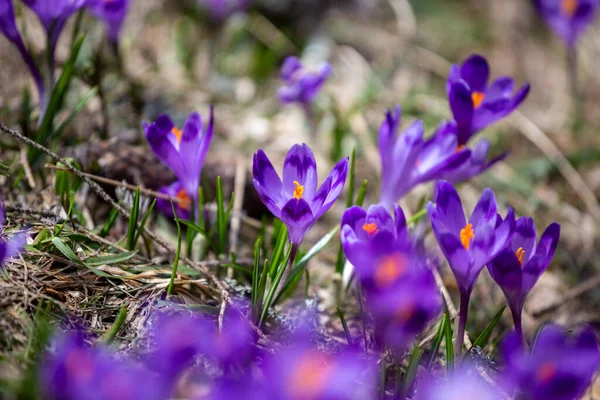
[143,109,214,217]
[22,0,86,56]
[502,324,600,400]
[341,204,442,353]
[278,56,332,107]
[87,0,129,42]
[252,143,348,246]
[427,180,514,355]
[262,341,376,399]
[434,120,508,185]
[156,180,192,221]
[40,331,168,400]
[378,108,471,209]
[535,0,599,46]
[0,0,44,105]
[488,218,560,342]
[0,201,27,269]
[415,364,504,400]
[447,54,530,145]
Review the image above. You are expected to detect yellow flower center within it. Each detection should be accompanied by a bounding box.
[536,362,557,383]
[460,223,475,250]
[515,247,525,266]
[171,127,183,143]
[362,222,378,235]
[288,352,332,398]
[374,254,407,288]
[561,0,578,17]
[293,180,304,200]
[176,188,191,210]
[471,91,485,108]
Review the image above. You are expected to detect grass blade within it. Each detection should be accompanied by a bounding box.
[127,187,140,250]
[471,305,506,350]
[53,86,98,139]
[355,179,368,207]
[100,206,119,238]
[259,245,293,327]
[274,226,339,305]
[167,201,184,295]
[86,251,138,266]
[251,239,261,309]
[216,176,226,256]
[268,224,288,278]
[402,344,422,398]
[101,306,127,345]
[346,147,356,208]
[336,307,353,345]
[443,308,454,371]
[427,316,446,369]
[132,198,156,246]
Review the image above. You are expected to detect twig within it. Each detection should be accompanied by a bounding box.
[20,147,36,188]
[531,271,600,317]
[5,206,65,223]
[0,122,274,348]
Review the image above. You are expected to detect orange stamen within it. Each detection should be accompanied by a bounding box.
[536,362,557,383]
[288,352,332,398]
[362,222,378,235]
[515,247,525,266]
[561,0,578,16]
[374,254,407,288]
[171,127,183,143]
[176,188,191,210]
[293,180,304,200]
[471,91,485,108]
[460,223,475,250]
[456,144,466,153]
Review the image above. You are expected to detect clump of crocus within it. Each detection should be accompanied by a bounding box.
[278,56,331,118]
[501,324,600,400]
[447,54,530,145]
[535,0,599,47]
[427,180,514,356]
[262,337,376,399]
[0,0,45,110]
[40,331,169,400]
[252,143,348,251]
[415,364,504,400]
[341,204,442,353]
[87,0,130,43]
[488,217,560,343]
[143,109,214,222]
[0,201,27,269]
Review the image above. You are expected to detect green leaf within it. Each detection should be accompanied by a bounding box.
[85,251,138,266]
[268,224,288,279]
[346,148,356,208]
[427,317,446,369]
[443,309,454,371]
[132,198,156,246]
[177,218,216,251]
[355,179,368,207]
[402,344,422,397]
[216,176,226,256]
[251,238,261,310]
[52,86,98,139]
[127,187,141,251]
[51,237,117,279]
[100,206,119,238]
[273,226,339,305]
[167,201,184,296]
[407,207,428,225]
[336,307,353,345]
[101,306,127,344]
[259,245,293,327]
[470,305,506,350]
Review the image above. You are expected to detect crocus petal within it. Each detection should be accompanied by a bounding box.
[393,203,407,240]
[1,231,27,267]
[253,179,283,220]
[340,206,367,232]
[460,54,490,92]
[469,188,498,233]
[449,81,475,144]
[282,143,318,201]
[280,56,302,80]
[252,150,284,207]
[365,204,395,233]
[521,222,560,292]
[438,232,472,291]
[433,180,466,235]
[311,157,349,219]
[145,118,187,185]
[281,198,314,245]
[511,217,537,263]
[378,106,401,172]
[483,77,515,103]
[489,207,515,258]
[487,248,524,307]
